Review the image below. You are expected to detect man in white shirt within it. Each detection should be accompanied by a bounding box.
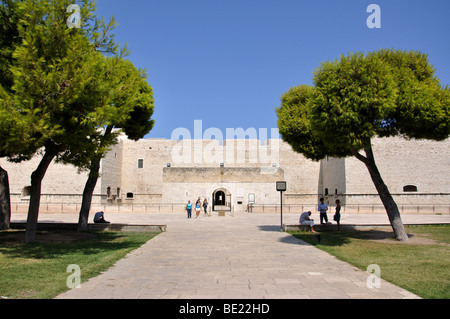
[318,198,330,225]
[299,211,316,233]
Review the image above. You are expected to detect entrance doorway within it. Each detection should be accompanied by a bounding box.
[214,191,226,206]
[212,188,231,211]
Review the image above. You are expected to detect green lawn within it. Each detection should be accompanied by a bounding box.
[289,225,450,299]
[0,230,160,299]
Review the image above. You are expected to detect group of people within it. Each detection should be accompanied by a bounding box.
[299,198,341,233]
[186,197,209,219]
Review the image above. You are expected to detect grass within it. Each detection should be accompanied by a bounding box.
[0,230,160,299]
[289,225,450,299]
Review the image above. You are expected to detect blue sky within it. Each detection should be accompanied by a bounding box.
[94,0,450,140]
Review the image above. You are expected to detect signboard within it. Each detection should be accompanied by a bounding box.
[276,181,287,192]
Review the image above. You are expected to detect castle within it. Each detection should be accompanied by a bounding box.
[3,134,450,215]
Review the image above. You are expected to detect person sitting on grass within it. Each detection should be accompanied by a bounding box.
[93,211,110,224]
[299,211,316,233]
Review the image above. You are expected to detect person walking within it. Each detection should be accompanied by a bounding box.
[195,198,201,218]
[318,198,330,224]
[186,200,192,219]
[203,198,208,215]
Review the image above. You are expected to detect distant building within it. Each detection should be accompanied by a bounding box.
[3,136,449,215]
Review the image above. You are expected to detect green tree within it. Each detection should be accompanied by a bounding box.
[0,0,15,230]
[0,0,32,230]
[3,0,127,242]
[277,49,449,241]
[76,55,154,232]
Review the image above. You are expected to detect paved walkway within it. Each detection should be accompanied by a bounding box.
[40,212,450,299]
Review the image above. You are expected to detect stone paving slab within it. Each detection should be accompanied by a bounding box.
[52,213,428,299]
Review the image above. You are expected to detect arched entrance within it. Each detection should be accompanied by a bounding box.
[214,190,226,206]
[212,188,231,211]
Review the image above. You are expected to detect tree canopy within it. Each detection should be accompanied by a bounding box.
[278,50,449,161]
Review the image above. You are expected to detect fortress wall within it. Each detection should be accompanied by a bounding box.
[161,181,282,210]
[320,137,450,211]
[3,136,448,214]
[1,153,101,204]
[119,138,175,197]
[319,157,346,200]
[100,139,123,199]
[167,139,279,168]
[344,137,450,198]
[162,167,284,183]
[278,141,321,200]
[118,138,289,211]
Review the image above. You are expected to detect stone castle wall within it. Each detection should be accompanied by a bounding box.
[320,137,450,214]
[1,154,101,205]
[2,136,449,214]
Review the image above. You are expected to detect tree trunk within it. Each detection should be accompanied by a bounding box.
[78,125,114,232]
[25,149,56,243]
[0,166,11,231]
[77,156,101,232]
[352,144,409,242]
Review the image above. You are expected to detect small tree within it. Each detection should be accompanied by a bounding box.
[277,49,449,241]
[76,56,154,232]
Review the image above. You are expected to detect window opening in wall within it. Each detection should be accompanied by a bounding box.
[107,187,111,198]
[403,185,418,192]
[324,188,329,196]
[127,192,134,199]
[138,159,144,169]
[248,193,255,204]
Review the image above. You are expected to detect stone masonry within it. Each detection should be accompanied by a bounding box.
[2,135,449,214]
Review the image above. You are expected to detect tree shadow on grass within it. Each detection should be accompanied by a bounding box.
[0,230,148,260]
[287,229,413,247]
[258,224,416,247]
[286,231,347,246]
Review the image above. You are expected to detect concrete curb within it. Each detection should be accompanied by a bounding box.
[10,222,167,233]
